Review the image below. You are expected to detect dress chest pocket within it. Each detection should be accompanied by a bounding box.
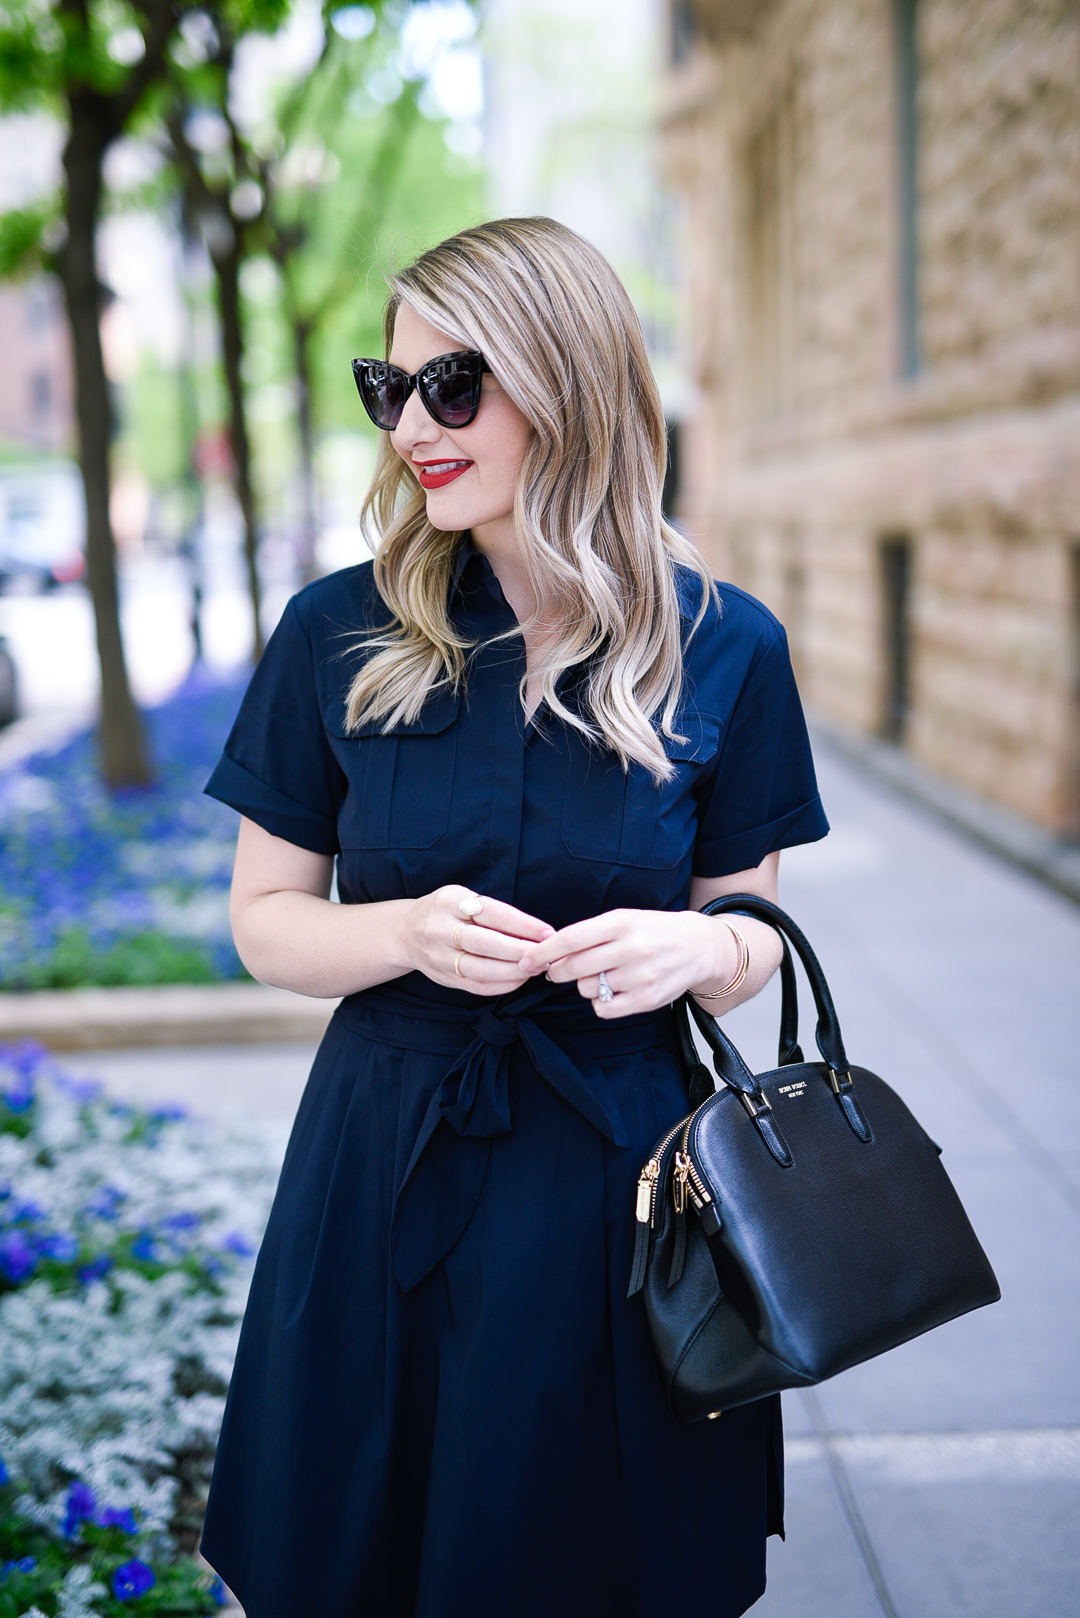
[327,687,460,850]
[560,713,721,870]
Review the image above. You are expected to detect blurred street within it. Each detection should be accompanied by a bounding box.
[75,733,1080,1618]
[0,501,311,760]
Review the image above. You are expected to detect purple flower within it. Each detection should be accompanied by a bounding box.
[112,1559,156,1601]
[4,1039,47,1075]
[36,1231,78,1262]
[0,1041,44,1112]
[220,1231,254,1257]
[84,1186,125,1220]
[0,1231,37,1284]
[0,1455,9,1485]
[11,1201,46,1225]
[61,1479,98,1537]
[54,1074,104,1104]
[207,1574,229,1606]
[160,1210,201,1232]
[130,1231,161,1263]
[98,1505,138,1535]
[0,1076,33,1113]
[150,1103,188,1122]
[77,1253,114,1285]
[1,1556,36,1577]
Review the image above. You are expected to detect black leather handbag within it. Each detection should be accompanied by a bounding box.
[629,894,1000,1423]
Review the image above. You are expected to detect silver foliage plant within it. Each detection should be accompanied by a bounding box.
[0,1044,287,1609]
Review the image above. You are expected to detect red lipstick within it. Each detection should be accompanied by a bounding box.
[415,459,474,490]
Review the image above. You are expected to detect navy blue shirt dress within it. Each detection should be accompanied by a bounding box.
[201,544,828,1618]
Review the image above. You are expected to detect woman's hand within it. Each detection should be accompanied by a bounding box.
[519,908,735,1019]
[404,885,554,996]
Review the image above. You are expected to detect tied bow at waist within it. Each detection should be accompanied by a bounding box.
[337,979,673,1292]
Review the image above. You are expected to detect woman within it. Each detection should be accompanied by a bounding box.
[201,217,828,1618]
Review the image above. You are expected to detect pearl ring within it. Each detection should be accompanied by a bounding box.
[458,895,484,918]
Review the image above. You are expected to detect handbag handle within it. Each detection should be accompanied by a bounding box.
[675,923,803,1109]
[679,894,871,1143]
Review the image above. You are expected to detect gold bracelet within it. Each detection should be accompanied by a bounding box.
[692,920,750,999]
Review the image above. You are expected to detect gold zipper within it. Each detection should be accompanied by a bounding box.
[634,1117,687,1229]
[674,1115,715,1216]
[673,1151,691,1215]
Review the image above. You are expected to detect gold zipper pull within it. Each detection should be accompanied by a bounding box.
[635,1160,659,1223]
[673,1152,691,1216]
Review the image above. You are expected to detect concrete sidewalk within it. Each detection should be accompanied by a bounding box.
[70,737,1080,1618]
[730,738,1080,1618]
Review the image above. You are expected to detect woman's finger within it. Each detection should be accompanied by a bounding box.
[520,913,625,971]
[452,922,540,963]
[543,943,632,982]
[449,953,531,990]
[572,972,651,1018]
[452,892,553,943]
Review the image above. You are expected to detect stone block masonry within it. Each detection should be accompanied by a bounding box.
[664,0,1080,838]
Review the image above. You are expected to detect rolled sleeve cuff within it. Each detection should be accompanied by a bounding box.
[692,795,830,878]
[204,755,340,855]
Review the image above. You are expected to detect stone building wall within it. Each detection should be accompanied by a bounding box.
[663,0,1080,836]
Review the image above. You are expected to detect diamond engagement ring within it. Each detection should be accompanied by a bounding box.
[597,971,614,1004]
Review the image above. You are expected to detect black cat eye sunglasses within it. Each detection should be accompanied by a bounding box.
[351,349,491,431]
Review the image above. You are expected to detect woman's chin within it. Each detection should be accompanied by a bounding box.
[424,491,472,531]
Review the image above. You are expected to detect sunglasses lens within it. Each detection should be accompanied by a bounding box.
[356,364,406,429]
[424,357,482,426]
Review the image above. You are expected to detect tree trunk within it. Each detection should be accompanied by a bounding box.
[59,98,151,787]
[292,314,317,586]
[212,229,263,661]
[178,197,205,661]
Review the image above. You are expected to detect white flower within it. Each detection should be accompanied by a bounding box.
[0,1051,286,1559]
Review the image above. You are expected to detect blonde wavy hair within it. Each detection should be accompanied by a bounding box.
[346,217,715,781]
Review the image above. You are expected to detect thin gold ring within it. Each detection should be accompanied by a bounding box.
[454,952,465,978]
[451,924,464,950]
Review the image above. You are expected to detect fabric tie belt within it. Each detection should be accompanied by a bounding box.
[336,980,674,1292]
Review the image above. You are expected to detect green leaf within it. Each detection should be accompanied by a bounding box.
[0,200,58,280]
[0,10,64,108]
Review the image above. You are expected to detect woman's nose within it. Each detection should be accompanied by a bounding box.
[393,386,440,450]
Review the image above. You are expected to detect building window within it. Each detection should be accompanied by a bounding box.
[746,81,798,416]
[30,370,50,414]
[25,283,51,336]
[893,0,920,378]
[671,0,697,65]
[30,371,51,417]
[880,535,912,743]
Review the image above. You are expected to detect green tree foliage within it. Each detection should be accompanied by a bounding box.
[0,0,288,785]
[166,0,481,586]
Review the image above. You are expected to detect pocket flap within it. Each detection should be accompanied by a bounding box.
[662,711,721,764]
[323,683,461,740]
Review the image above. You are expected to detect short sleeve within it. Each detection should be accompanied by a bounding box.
[204,597,347,854]
[692,622,828,877]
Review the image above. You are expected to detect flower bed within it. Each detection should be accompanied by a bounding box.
[0,1041,286,1617]
[0,671,249,990]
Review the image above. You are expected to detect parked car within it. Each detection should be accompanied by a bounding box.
[0,635,17,726]
[0,461,85,592]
